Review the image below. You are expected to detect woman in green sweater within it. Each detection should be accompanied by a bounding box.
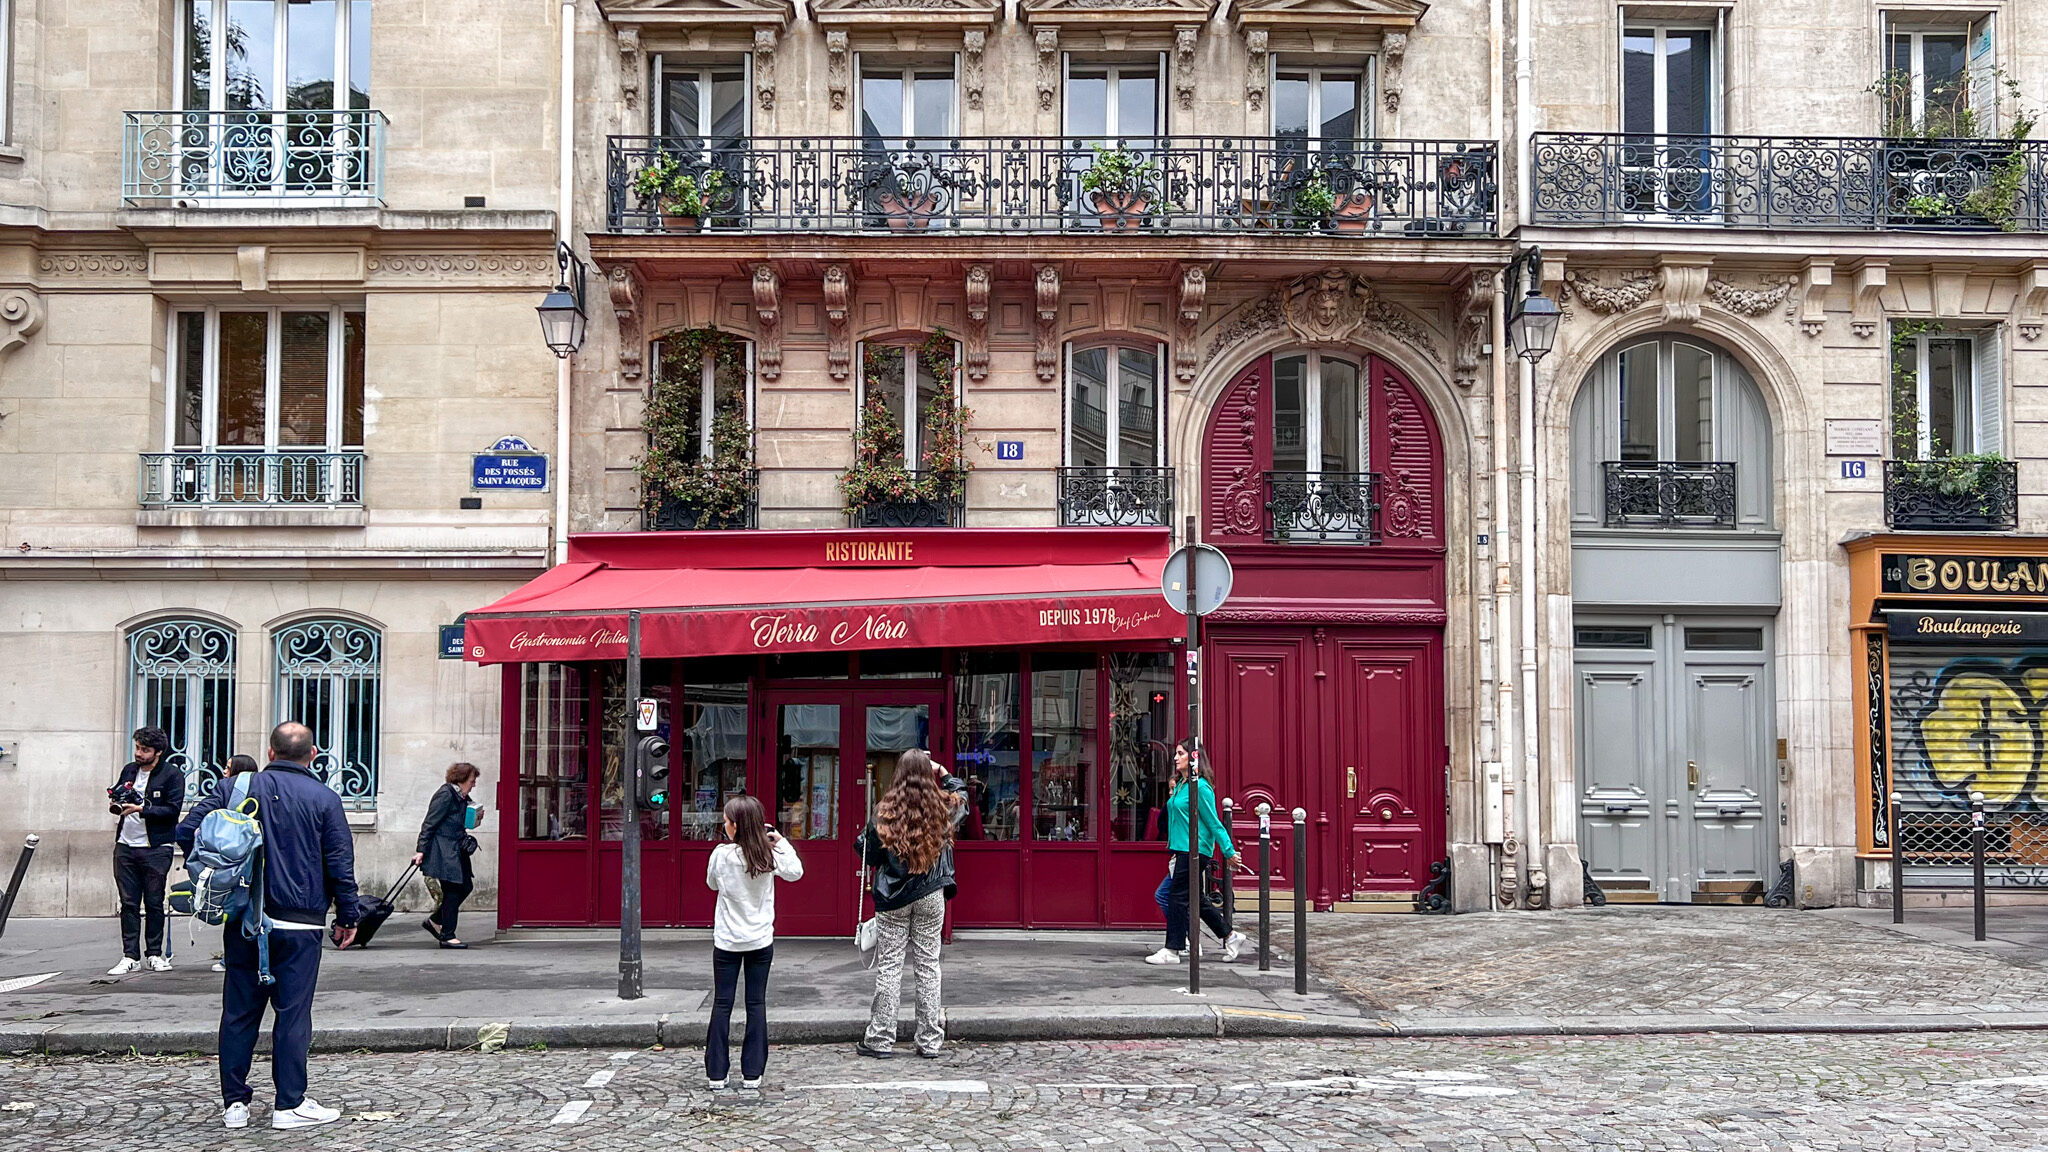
[1146,740,1248,965]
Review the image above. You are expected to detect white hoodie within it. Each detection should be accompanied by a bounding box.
[706,837,804,951]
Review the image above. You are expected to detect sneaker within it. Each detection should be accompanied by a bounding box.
[212,961,227,973]
[107,958,142,975]
[1222,931,1247,963]
[707,1077,727,1091]
[1144,948,1182,965]
[853,1041,894,1059]
[272,1099,341,1130]
[741,1077,762,1090]
[916,1048,943,1060]
[222,1103,249,1129]
[146,955,173,972]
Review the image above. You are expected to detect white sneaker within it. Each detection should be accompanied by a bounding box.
[707,1077,727,1091]
[107,958,142,975]
[223,1102,248,1129]
[741,1077,762,1090]
[1222,931,1247,963]
[146,955,173,972]
[272,1099,341,1130]
[212,961,227,973]
[1144,947,1182,965]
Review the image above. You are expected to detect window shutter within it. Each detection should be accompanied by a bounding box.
[1973,326,2004,456]
[1968,15,1998,130]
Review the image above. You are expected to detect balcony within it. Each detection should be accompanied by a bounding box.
[1057,466,1174,527]
[606,136,1496,235]
[123,110,387,207]
[1602,461,1737,529]
[1884,458,2019,532]
[643,475,760,531]
[1532,133,2047,231]
[140,451,364,507]
[1263,471,1381,544]
[848,470,964,529]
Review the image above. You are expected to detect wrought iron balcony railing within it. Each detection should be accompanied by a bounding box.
[1264,471,1382,544]
[139,451,365,507]
[1533,133,2048,231]
[1602,461,1738,528]
[123,109,388,206]
[848,471,964,529]
[607,135,1496,235]
[1884,458,2019,532]
[643,477,760,531]
[1057,466,1174,527]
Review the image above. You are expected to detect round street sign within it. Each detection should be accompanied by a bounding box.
[1162,544,1234,616]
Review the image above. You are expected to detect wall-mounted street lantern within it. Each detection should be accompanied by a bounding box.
[537,240,588,358]
[1505,245,1559,366]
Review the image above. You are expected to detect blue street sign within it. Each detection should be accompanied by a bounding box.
[995,440,1024,461]
[439,624,467,659]
[472,445,549,491]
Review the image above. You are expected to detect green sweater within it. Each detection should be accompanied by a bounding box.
[1165,777,1236,858]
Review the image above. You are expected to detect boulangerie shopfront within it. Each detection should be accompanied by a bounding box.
[465,528,1195,932]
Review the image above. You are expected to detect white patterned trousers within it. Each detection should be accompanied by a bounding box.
[863,890,946,1053]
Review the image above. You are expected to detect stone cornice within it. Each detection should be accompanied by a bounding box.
[597,0,795,29]
[1019,0,1217,29]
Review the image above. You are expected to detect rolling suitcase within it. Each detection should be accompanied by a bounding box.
[338,863,419,949]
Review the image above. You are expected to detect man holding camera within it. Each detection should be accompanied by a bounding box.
[109,726,185,974]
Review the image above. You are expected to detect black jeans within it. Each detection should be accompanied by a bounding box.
[1154,852,1231,952]
[434,855,473,940]
[706,944,773,1083]
[219,927,322,1109]
[114,844,173,959]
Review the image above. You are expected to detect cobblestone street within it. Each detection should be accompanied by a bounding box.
[7,1031,2048,1150]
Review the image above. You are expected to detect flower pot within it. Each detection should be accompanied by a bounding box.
[1330,191,1375,233]
[876,190,941,232]
[660,212,700,232]
[1092,190,1151,232]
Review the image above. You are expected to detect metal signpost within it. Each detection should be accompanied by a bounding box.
[619,611,643,1000]
[1164,520,1233,996]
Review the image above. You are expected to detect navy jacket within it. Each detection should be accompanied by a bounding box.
[111,760,186,849]
[181,760,360,928]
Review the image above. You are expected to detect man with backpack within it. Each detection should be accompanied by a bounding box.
[181,721,360,1131]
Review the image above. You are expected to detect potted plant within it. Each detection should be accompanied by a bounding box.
[1078,144,1160,232]
[1330,186,1376,233]
[631,155,726,232]
[638,329,757,530]
[1292,175,1337,230]
[840,333,972,525]
[1871,65,2039,231]
[870,152,950,232]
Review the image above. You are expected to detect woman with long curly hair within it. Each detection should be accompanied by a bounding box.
[853,748,966,1059]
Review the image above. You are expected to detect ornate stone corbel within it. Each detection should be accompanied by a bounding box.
[1245,30,1269,112]
[1851,260,1889,339]
[2014,263,2048,341]
[1034,264,1061,382]
[1798,258,1834,337]
[963,30,986,112]
[1453,268,1493,390]
[618,28,643,114]
[1175,264,1206,384]
[964,264,991,381]
[0,289,45,358]
[752,265,782,382]
[826,31,849,113]
[1381,31,1408,114]
[1174,26,1198,112]
[1036,28,1060,113]
[608,266,645,382]
[754,28,778,114]
[1931,263,1969,319]
[824,264,854,381]
[1657,256,1711,323]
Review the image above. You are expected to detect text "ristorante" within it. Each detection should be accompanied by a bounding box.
[824,540,916,563]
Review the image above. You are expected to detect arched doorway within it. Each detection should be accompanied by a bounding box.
[1197,349,1448,909]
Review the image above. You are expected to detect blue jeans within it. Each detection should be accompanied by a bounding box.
[218,927,322,1109]
[1154,852,1231,952]
[707,944,773,1082]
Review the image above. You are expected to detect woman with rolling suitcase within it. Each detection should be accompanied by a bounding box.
[414,762,483,949]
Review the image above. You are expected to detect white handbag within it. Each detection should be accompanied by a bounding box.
[855,826,879,968]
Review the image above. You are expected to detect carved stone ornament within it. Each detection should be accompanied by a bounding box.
[753,28,778,113]
[1564,268,1656,316]
[0,289,46,358]
[963,29,986,111]
[964,264,992,381]
[826,30,850,111]
[1851,260,1888,339]
[824,264,855,380]
[1176,264,1207,384]
[1799,259,1834,337]
[617,27,643,113]
[1703,273,1795,319]
[1228,0,1428,27]
[1381,30,1407,114]
[608,266,646,382]
[1659,259,1711,324]
[2014,263,2048,341]
[1036,28,1061,112]
[595,0,796,30]
[1244,29,1269,112]
[1452,267,1492,389]
[1034,264,1061,381]
[1283,267,1373,345]
[1207,268,1442,364]
[1174,26,1198,111]
[1019,0,1220,27]
[811,0,1002,29]
[752,264,782,381]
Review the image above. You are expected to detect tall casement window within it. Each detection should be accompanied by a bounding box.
[1272,352,1363,475]
[859,61,955,143]
[128,618,237,803]
[654,57,747,146]
[1620,22,1718,216]
[177,0,374,196]
[1881,17,1995,135]
[1066,343,1164,469]
[519,663,588,842]
[1273,66,1370,149]
[1892,325,2003,460]
[649,332,753,466]
[1065,59,1161,139]
[274,618,381,809]
[857,339,960,470]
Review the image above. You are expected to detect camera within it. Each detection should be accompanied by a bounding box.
[107,783,144,812]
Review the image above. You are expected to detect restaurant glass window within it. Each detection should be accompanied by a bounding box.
[1031,653,1099,841]
[865,703,931,807]
[599,663,670,840]
[519,663,589,841]
[1109,651,1176,841]
[777,703,840,841]
[955,651,1021,841]
[678,680,748,841]
[859,649,944,679]
[769,652,848,679]
[128,617,238,805]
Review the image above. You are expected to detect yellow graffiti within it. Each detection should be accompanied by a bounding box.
[1921,670,2042,806]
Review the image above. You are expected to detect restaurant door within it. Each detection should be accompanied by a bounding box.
[759,686,943,936]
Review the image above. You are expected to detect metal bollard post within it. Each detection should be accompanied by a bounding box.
[1256,802,1272,972]
[1291,807,1308,995]
[0,834,39,942]
[1972,791,1987,943]
[1890,791,1905,925]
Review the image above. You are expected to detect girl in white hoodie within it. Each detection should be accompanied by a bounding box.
[704,793,803,1090]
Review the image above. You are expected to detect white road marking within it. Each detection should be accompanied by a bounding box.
[609,1051,635,1063]
[0,972,58,995]
[549,1100,592,1124]
[1967,1075,2048,1088]
[1388,1070,1488,1082]
[1041,1083,1202,1091]
[1416,1085,1519,1098]
[790,1080,990,1093]
[582,1070,615,1089]
[1225,1074,1521,1098]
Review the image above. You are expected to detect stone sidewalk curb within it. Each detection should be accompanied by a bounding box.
[12,1006,2048,1055]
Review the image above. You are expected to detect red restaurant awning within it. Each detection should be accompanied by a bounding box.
[464,527,1184,664]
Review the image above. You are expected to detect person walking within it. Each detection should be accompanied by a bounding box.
[414,762,483,949]
[179,754,259,973]
[703,794,803,1091]
[854,749,962,1060]
[1146,740,1247,966]
[108,726,186,974]
[184,722,360,1131]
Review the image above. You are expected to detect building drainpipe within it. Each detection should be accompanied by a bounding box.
[555,0,577,565]
[1491,273,1518,911]
[1518,355,1547,909]
[1480,0,1507,914]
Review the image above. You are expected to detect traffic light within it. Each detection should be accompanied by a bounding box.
[635,734,670,808]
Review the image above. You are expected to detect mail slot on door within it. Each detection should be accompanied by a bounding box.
[1580,788,1650,818]
[1695,790,1764,820]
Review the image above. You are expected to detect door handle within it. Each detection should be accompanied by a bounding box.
[1346,766,1357,798]
[1687,760,1699,791]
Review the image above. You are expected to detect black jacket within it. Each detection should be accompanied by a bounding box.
[180,761,360,928]
[857,774,970,913]
[111,760,186,850]
[415,783,471,884]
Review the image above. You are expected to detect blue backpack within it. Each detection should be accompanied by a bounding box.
[185,774,274,983]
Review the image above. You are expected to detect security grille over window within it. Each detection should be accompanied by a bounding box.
[128,619,237,804]
[274,619,380,809]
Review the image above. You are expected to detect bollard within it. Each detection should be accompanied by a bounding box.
[1256,802,1272,972]
[1971,791,1987,943]
[1291,806,1308,995]
[0,834,39,942]
[1890,791,1904,925]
